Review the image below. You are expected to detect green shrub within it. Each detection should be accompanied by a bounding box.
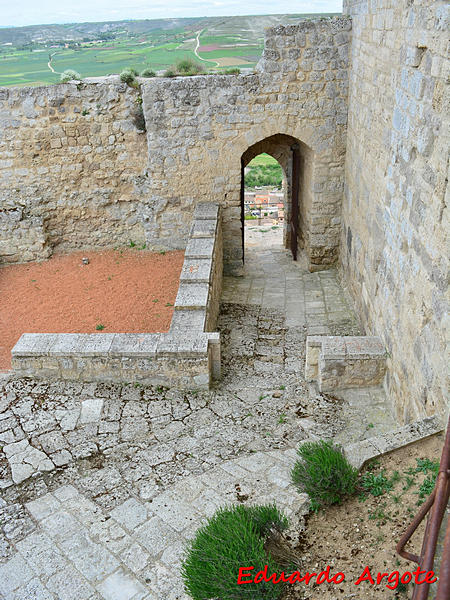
[181,504,288,600]
[163,69,176,78]
[132,96,146,131]
[140,68,156,78]
[291,440,358,511]
[224,67,241,75]
[120,69,137,85]
[176,57,204,75]
[122,67,139,77]
[60,69,81,83]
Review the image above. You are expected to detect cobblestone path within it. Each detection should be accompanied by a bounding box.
[0,229,398,599]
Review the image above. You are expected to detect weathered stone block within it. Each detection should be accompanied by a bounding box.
[193,202,219,220]
[157,334,209,356]
[175,282,209,310]
[170,310,206,332]
[190,219,217,238]
[321,336,346,359]
[110,334,159,357]
[12,333,57,357]
[50,334,115,356]
[305,335,387,392]
[185,237,215,259]
[180,259,212,283]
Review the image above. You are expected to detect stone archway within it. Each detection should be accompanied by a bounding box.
[240,134,314,267]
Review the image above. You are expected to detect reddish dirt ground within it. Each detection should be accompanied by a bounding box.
[0,248,184,371]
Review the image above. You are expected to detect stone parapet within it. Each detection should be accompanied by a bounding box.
[171,202,223,335]
[10,203,223,389]
[11,331,217,390]
[306,335,387,392]
[345,415,445,469]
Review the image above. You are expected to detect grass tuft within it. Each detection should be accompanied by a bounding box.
[181,504,288,600]
[291,440,358,511]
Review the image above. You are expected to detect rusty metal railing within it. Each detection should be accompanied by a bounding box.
[396,416,450,600]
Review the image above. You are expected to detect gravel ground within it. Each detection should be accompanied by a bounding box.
[0,248,184,369]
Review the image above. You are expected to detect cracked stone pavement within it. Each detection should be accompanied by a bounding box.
[0,228,399,599]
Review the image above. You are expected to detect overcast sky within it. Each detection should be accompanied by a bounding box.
[1,1,342,28]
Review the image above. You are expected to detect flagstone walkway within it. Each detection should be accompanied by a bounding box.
[223,225,361,333]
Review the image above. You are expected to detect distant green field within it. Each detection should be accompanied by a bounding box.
[0,40,203,86]
[199,34,251,45]
[0,13,338,86]
[197,47,261,59]
[51,42,201,77]
[0,51,57,86]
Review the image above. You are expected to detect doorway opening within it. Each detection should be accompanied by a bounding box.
[240,134,310,267]
[242,152,284,259]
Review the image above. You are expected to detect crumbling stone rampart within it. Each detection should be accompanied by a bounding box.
[0,17,351,273]
[0,81,147,262]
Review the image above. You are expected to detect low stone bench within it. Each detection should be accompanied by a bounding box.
[305,335,387,392]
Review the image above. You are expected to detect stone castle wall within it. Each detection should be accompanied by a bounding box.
[342,0,448,420]
[0,7,447,420]
[0,18,350,271]
[142,17,351,274]
[0,82,149,262]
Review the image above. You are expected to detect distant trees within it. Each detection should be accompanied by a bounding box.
[244,164,283,189]
[17,43,33,51]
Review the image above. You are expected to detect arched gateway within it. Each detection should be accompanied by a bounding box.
[241,134,313,264]
[139,19,349,277]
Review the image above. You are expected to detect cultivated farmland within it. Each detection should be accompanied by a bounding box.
[0,13,338,87]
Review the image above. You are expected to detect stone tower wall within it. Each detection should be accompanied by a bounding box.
[342,0,449,420]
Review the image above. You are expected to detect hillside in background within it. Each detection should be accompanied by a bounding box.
[0,13,339,87]
[0,19,201,45]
